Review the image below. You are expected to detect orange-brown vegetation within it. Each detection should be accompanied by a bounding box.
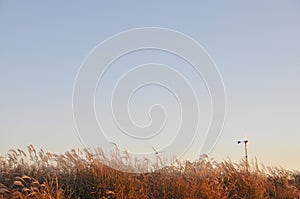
[0,145,299,198]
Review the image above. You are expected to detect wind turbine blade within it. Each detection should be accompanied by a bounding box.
[244,132,248,140]
[152,147,158,153]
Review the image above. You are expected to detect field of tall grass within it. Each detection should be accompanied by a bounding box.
[0,145,299,199]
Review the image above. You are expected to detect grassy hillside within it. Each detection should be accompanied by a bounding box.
[0,145,299,199]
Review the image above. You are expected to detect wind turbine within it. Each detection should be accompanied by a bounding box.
[152,147,165,155]
[237,139,249,162]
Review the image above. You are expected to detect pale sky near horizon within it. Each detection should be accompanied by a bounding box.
[0,1,300,170]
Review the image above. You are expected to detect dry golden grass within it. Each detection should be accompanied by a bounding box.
[0,145,299,199]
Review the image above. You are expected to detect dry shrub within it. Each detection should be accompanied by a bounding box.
[0,146,298,199]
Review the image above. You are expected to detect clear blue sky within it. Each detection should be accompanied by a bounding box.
[0,1,300,170]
